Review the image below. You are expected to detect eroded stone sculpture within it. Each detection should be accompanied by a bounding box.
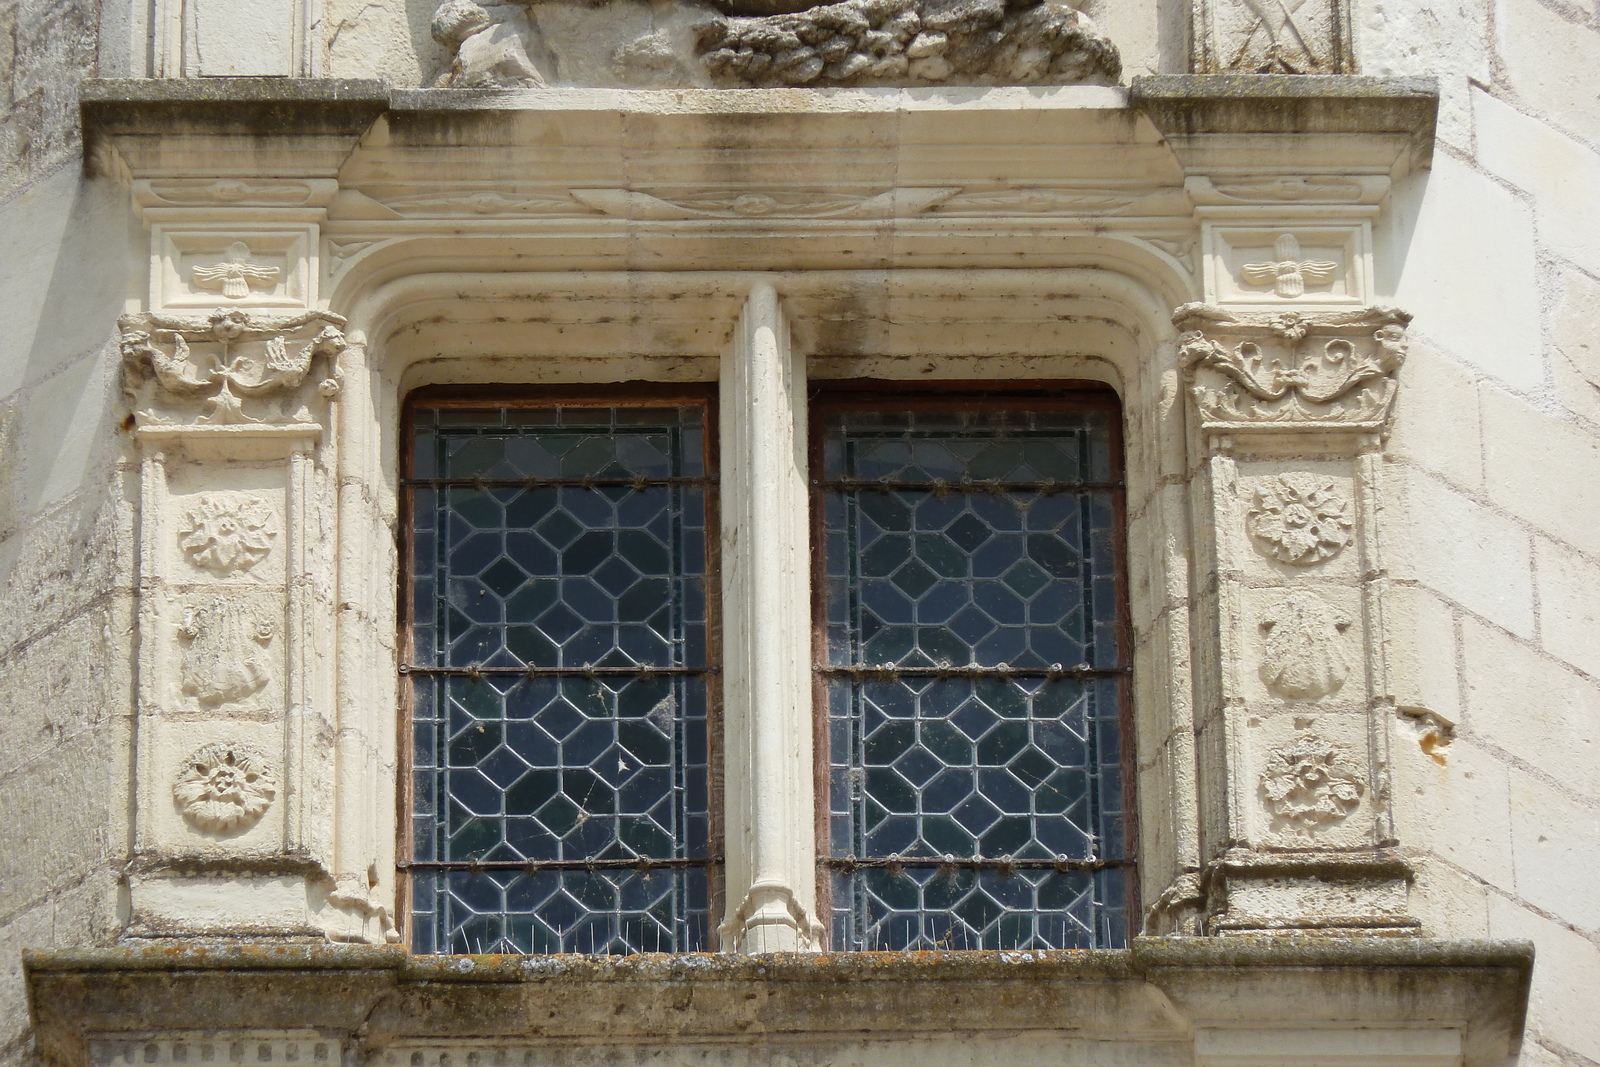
[173,742,278,834]
[1246,473,1351,565]
[1258,592,1351,700]
[179,492,278,576]
[430,0,1120,88]
[1259,733,1365,835]
[179,596,277,708]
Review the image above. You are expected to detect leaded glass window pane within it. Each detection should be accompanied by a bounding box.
[407,402,713,954]
[819,404,1131,951]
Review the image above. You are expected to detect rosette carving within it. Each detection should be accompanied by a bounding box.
[1246,474,1352,565]
[1260,733,1365,835]
[174,742,277,834]
[178,492,277,575]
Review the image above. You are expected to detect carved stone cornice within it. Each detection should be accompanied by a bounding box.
[119,308,345,429]
[1174,302,1410,434]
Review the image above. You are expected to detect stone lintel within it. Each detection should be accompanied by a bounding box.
[24,941,1532,1067]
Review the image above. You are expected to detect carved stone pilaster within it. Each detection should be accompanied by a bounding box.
[1176,302,1417,936]
[120,308,376,940]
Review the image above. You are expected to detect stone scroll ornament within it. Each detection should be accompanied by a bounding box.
[174,742,278,834]
[179,492,278,575]
[1174,304,1410,432]
[430,0,1120,89]
[119,309,345,427]
[1259,733,1364,835]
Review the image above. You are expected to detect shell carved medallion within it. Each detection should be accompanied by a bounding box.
[1258,592,1352,700]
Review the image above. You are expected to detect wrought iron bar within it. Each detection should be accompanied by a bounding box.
[401,664,715,677]
[817,664,1131,680]
[820,856,1132,872]
[401,857,719,873]
[403,476,715,490]
[819,478,1122,494]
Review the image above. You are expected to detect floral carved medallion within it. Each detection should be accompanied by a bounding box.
[174,742,277,834]
[1260,733,1365,835]
[1246,474,1352,565]
[179,596,277,708]
[178,492,277,575]
[1258,592,1351,700]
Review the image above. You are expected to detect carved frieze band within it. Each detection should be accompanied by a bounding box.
[120,309,346,428]
[1174,303,1410,432]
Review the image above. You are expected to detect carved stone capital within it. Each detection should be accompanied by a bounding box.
[119,309,346,429]
[1174,302,1410,434]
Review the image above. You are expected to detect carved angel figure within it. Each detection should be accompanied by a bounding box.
[1246,474,1351,565]
[179,596,277,708]
[1240,234,1338,298]
[173,742,277,834]
[1258,592,1351,700]
[1259,733,1364,834]
[191,241,281,300]
[179,492,278,575]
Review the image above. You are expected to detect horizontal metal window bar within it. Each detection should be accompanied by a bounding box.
[400,858,718,872]
[401,664,715,678]
[817,665,1131,680]
[818,478,1123,493]
[403,476,715,490]
[820,856,1132,872]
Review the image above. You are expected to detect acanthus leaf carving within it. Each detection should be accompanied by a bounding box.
[1259,732,1365,836]
[179,595,277,708]
[120,308,346,427]
[174,741,277,834]
[178,491,278,575]
[1258,592,1351,700]
[1246,473,1352,565]
[1174,303,1410,432]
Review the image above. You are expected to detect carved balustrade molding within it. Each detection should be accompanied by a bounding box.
[1171,300,1417,935]
[120,306,396,944]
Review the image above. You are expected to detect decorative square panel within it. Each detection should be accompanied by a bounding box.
[152,225,316,310]
[1203,224,1370,308]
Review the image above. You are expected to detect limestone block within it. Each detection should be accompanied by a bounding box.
[1359,0,1489,151]
[1389,466,1534,639]
[188,0,297,74]
[1495,0,1600,147]
[0,486,132,657]
[1461,616,1600,799]
[1406,856,1491,939]
[1508,768,1600,934]
[0,607,128,781]
[1481,384,1600,559]
[0,900,54,1044]
[324,0,440,85]
[1390,731,1513,889]
[1391,155,1543,391]
[1489,886,1600,1059]
[1190,0,1352,73]
[1385,341,1483,492]
[1385,583,1463,727]
[0,731,123,915]
[1551,266,1600,428]
[1473,88,1600,279]
[0,0,97,196]
[1534,537,1600,680]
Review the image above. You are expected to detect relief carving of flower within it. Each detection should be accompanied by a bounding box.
[178,492,277,575]
[173,742,277,834]
[1246,474,1352,564]
[1260,733,1365,835]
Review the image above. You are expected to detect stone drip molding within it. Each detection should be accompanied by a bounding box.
[430,0,1120,89]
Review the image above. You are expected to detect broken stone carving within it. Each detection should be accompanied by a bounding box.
[174,742,278,834]
[1259,732,1365,834]
[179,596,277,708]
[1174,303,1410,432]
[1258,592,1351,700]
[119,309,346,427]
[1246,474,1351,565]
[191,241,281,300]
[179,492,277,576]
[1241,234,1338,299]
[1192,0,1353,74]
[430,0,1120,89]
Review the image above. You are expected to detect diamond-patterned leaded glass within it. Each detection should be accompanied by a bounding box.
[407,402,714,954]
[820,404,1131,951]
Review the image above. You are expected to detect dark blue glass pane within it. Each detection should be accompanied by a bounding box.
[822,406,1127,951]
[409,404,712,954]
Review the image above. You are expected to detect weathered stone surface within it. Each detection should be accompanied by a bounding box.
[1480,384,1600,560]
[1508,768,1600,935]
